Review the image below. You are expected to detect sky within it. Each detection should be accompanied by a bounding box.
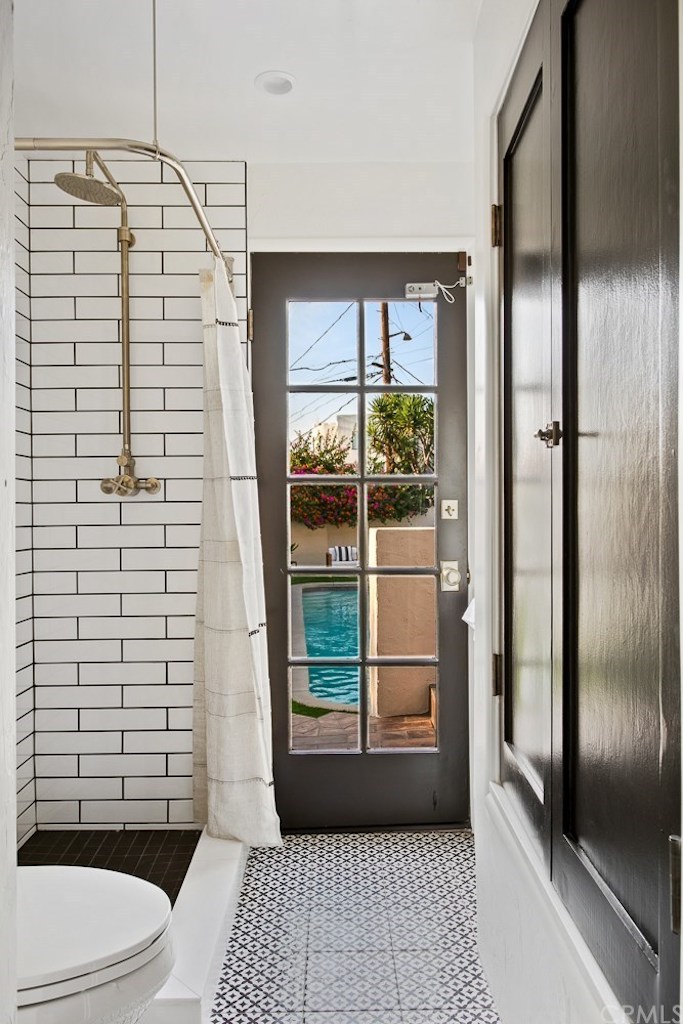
[287,299,436,440]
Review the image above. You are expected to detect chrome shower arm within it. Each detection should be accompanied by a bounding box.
[92,150,128,224]
[15,136,234,279]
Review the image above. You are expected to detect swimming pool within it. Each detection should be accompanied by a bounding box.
[301,586,359,705]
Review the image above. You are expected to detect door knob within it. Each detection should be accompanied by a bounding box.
[534,421,562,448]
[440,561,462,592]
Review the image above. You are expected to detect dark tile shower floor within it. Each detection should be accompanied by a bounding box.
[18,828,203,905]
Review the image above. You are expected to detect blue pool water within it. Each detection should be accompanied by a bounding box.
[301,586,359,705]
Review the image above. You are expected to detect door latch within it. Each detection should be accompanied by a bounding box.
[440,561,462,592]
[534,421,562,448]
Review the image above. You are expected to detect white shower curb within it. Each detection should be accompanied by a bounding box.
[140,828,248,1024]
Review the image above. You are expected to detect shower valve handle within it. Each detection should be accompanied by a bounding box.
[101,453,161,497]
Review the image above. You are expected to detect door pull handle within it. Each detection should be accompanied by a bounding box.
[534,421,562,448]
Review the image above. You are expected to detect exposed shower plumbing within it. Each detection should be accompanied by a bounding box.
[54,150,160,497]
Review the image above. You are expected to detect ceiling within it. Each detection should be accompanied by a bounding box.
[14,0,478,164]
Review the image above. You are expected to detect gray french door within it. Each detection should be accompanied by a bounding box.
[252,253,469,828]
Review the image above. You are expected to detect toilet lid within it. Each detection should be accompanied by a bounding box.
[18,866,172,992]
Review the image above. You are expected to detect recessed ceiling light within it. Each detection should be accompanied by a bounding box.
[254,71,295,95]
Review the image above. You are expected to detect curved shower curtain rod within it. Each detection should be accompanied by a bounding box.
[14,136,234,280]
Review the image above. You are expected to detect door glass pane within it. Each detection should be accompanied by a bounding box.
[368,666,438,750]
[367,484,436,567]
[288,301,358,384]
[289,393,359,473]
[290,667,360,752]
[367,575,437,659]
[289,484,358,566]
[290,579,359,659]
[365,393,436,475]
[364,300,436,385]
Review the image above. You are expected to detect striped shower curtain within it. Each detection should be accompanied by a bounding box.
[193,257,281,847]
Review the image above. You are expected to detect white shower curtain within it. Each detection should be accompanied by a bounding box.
[193,257,281,847]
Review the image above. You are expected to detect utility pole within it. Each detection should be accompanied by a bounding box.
[379,302,393,472]
[380,301,392,384]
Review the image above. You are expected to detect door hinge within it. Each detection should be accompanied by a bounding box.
[491,204,503,248]
[492,652,503,697]
[670,835,681,934]
[247,308,254,342]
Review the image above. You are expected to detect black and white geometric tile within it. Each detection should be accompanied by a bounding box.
[211,830,501,1024]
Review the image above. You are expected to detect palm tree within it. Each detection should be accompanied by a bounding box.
[367,393,435,475]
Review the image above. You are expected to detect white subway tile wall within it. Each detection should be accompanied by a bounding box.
[16,157,36,845]
[17,157,247,831]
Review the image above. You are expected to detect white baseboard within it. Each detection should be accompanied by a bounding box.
[479,785,630,1024]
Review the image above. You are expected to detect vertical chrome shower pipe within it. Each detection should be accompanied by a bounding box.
[91,154,131,457]
[91,153,160,496]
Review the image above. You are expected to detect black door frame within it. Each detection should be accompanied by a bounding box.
[499,0,554,867]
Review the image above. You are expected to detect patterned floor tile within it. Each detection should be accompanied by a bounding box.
[389,908,477,951]
[401,1013,499,1024]
[231,907,309,954]
[394,950,495,1011]
[304,1014,403,1023]
[210,831,499,1023]
[212,1011,303,1024]
[305,951,400,1011]
[308,906,391,952]
[215,950,306,1015]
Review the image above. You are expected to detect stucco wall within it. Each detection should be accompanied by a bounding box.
[368,527,436,716]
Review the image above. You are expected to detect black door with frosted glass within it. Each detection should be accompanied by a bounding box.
[252,253,469,827]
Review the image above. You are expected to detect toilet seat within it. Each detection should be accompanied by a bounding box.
[18,866,172,1007]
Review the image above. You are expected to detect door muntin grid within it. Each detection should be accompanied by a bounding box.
[286,299,440,753]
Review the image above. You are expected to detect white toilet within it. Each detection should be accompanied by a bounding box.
[17,866,174,1024]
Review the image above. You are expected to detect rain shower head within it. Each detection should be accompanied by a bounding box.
[54,170,122,206]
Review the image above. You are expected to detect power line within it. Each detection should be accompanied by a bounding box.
[290,303,355,369]
[290,391,349,424]
[290,357,356,374]
[392,359,425,385]
[296,395,359,438]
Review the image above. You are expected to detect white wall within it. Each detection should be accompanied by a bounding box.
[248,161,474,246]
[0,0,17,1016]
[18,158,246,831]
[470,2,633,1022]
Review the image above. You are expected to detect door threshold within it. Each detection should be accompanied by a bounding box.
[281,821,472,835]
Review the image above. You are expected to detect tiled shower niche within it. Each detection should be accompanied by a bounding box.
[15,156,247,841]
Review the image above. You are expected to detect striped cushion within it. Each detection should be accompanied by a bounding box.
[328,546,358,562]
